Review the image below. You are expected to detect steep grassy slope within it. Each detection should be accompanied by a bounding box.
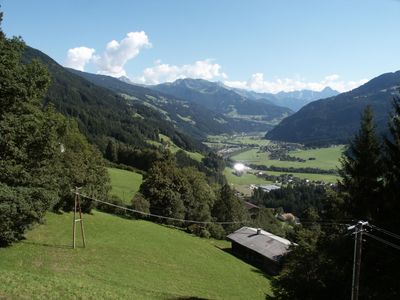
[0,212,271,299]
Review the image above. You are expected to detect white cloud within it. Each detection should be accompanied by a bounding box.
[64,31,151,76]
[65,47,95,71]
[224,73,369,93]
[135,59,227,84]
[95,31,151,77]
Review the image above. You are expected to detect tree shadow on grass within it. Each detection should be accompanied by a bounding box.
[169,297,210,300]
[20,241,73,249]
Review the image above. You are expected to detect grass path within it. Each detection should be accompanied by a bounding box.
[0,211,272,299]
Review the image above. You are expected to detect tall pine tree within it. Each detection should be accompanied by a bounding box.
[382,96,400,230]
[339,106,383,221]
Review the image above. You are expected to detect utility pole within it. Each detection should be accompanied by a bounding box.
[72,187,86,249]
[348,220,368,300]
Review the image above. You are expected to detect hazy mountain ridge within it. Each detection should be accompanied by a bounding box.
[231,86,339,111]
[150,78,293,130]
[266,71,400,145]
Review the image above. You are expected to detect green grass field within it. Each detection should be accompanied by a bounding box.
[108,167,143,204]
[265,170,340,183]
[152,134,204,162]
[232,145,344,170]
[0,212,272,299]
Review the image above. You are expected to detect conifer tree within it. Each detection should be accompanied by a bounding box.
[338,106,383,221]
[382,97,400,230]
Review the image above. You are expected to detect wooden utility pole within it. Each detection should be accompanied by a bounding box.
[72,187,86,249]
[350,221,368,300]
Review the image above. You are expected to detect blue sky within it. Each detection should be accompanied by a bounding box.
[2,0,400,92]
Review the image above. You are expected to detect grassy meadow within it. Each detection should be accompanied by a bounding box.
[107,167,143,204]
[0,211,272,299]
[150,134,204,162]
[232,146,344,170]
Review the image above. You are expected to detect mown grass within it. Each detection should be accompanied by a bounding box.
[0,212,272,299]
[108,167,143,204]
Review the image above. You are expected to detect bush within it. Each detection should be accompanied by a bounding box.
[0,183,56,246]
[131,193,150,219]
[207,223,226,240]
[96,195,128,217]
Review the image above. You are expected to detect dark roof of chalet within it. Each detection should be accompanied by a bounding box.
[227,227,292,262]
[244,201,260,210]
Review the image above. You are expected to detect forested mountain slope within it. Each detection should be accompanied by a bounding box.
[266,71,400,145]
[67,69,238,138]
[23,46,204,152]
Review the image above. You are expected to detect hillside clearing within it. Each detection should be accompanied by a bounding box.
[108,167,143,204]
[0,211,272,299]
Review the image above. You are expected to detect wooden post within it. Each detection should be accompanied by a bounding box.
[72,187,86,249]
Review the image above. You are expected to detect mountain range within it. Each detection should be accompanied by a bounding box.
[151,78,293,127]
[266,71,400,145]
[231,86,339,111]
[23,46,206,152]
[24,46,400,149]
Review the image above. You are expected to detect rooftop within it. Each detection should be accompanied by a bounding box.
[227,227,292,262]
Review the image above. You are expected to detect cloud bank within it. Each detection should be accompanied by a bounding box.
[224,73,368,93]
[65,33,367,93]
[136,59,227,84]
[65,31,151,77]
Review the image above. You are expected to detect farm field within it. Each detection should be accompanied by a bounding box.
[0,211,272,299]
[107,167,143,204]
[232,146,344,170]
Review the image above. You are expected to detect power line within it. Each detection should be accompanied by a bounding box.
[75,192,250,225]
[369,224,400,241]
[364,233,400,251]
